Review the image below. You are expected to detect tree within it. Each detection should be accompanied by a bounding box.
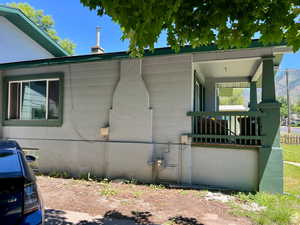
[8,3,76,55]
[219,88,244,105]
[80,0,300,56]
[292,101,300,114]
[278,96,288,117]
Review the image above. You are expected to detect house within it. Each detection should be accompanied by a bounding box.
[0,5,290,193]
[0,5,68,63]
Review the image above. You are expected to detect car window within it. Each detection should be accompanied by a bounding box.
[0,150,22,177]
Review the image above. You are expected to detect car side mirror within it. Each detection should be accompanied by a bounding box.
[25,155,36,162]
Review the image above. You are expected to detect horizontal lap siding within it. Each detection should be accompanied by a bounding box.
[2,56,193,182]
[3,61,119,140]
[143,54,193,143]
[2,61,120,176]
[3,57,193,143]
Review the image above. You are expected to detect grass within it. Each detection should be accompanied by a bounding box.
[282,144,300,163]
[230,151,300,225]
[232,192,300,225]
[285,163,300,196]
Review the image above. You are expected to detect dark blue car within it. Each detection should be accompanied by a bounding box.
[0,140,44,225]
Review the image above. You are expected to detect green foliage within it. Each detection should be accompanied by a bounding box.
[278,97,300,117]
[100,186,118,197]
[231,161,300,224]
[48,170,71,179]
[285,163,300,196]
[282,144,300,163]
[292,101,300,114]
[278,96,289,117]
[8,2,76,55]
[149,184,166,190]
[233,192,300,225]
[99,182,118,197]
[219,88,244,105]
[80,0,300,56]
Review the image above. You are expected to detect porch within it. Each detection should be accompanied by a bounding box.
[188,54,282,149]
[187,54,284,193]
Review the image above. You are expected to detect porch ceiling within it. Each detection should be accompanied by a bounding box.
[194,57,261,79]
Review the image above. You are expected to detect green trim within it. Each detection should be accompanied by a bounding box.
[2,72,64,127]
[257,57,283,193]
[187,111,264,116]
[259,146,283,193]
[249,82,258,111]
[189,134,263,140]
[3,120,62,127]
[0,5,68,57]
[4,73,64,81]
[0,39,287,71]
[192,143,260,150]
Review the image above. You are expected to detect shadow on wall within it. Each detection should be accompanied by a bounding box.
[45,209,204,225]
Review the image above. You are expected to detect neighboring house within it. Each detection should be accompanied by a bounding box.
[0,5,68,63]
[0,5,291,194]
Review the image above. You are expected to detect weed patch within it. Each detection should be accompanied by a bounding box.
[149,184,165,190]
[231,192,300,225]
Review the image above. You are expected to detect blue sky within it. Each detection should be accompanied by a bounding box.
[1,0,299,70]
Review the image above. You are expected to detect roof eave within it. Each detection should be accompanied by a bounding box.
[0,40,289,71]
[0,5,69,57]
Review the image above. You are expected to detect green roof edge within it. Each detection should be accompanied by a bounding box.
[0,39,287,71]
[0,5,69,57]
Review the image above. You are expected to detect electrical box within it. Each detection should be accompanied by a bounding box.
[100,127,109,137]
[180,135,189,144]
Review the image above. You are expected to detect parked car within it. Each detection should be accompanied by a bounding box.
[291,120,300,127]
[0,140,44,225]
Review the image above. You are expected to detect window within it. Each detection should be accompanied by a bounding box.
[3,73,63,126]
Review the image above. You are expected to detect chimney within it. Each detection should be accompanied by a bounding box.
[91,26,104,54]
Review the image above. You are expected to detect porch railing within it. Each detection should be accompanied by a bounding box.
[187,111,264,146]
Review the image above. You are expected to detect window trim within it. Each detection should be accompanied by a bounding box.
[2,73,64,127]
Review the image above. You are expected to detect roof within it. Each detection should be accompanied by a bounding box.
[0,39,288,71]
[0,5,69,57]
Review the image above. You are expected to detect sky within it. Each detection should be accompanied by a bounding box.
[0,0,299,70]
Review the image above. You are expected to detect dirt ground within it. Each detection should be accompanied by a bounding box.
[38,176,252,225]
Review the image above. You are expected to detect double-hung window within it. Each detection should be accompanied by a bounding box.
[3,73,64,126]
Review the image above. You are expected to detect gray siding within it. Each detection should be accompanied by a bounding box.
[1,54,193,183]
[143,54,193,142]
